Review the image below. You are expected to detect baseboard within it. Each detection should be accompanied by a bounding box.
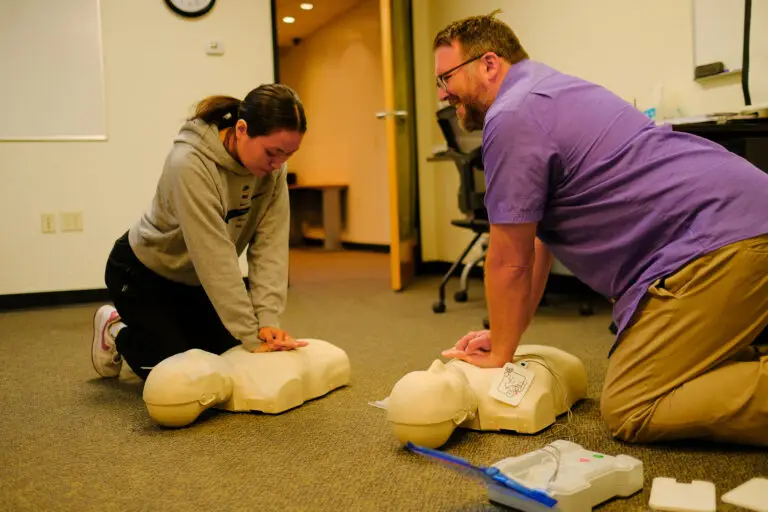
[0,288,111,311]
[0,263,600,312]
[292,239,390,253]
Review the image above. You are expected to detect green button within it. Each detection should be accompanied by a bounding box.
[593,454,604,458]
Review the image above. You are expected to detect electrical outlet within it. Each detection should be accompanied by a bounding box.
[41,214,56,234]
[60,211,83,232]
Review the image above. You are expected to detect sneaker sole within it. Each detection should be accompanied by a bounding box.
[91,306,119,378]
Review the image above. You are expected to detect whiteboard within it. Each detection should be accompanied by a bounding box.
[0,0,106,140]
[692,0,745,73]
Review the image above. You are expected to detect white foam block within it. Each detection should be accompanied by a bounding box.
[722,478,768,512]
[649,477,716,512]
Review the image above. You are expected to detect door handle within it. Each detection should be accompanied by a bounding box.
[376,110,408,120]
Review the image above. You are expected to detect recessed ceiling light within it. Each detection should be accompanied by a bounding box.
[300,3,314,9]
[282,16,296,23]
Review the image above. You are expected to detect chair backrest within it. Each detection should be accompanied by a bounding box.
[436,106,487,220]
[437,105,463,153]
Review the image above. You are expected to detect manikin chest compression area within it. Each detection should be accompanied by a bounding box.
[141,338,351,427]
[384,345,589,448]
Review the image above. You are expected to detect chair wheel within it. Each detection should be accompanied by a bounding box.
[454,290,468,302]
[432,301,446,313]
[609,322,618,335]
[482,317,490,329]
[579,303,594,316]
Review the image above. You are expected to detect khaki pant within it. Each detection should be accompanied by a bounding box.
[601,234,768,446]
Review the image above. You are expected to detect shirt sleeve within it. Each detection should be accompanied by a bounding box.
[481,108,559,225]
[168,157,263,349]
[247,167,290,330]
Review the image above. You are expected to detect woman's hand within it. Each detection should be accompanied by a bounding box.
[250,327,308,352]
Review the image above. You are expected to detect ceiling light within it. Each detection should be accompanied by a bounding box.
[300,3,314,10]
[282,16,295,23]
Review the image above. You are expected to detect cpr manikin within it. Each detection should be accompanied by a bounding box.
[386,345,588,448]
[142,339,350,427]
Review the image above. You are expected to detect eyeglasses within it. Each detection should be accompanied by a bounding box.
[436,53,486,90]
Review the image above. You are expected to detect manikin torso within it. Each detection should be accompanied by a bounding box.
[142,338,350,427]
[386,345,588,448]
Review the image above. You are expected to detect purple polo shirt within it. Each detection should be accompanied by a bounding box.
[482,59,768,340]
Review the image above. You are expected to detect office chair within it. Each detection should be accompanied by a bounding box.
[431,106,490,315]
[430,105,595,326]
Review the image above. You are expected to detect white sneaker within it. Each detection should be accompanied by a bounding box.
[91,305,123,378]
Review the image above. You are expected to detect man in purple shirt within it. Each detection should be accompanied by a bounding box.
[436,13,768,446]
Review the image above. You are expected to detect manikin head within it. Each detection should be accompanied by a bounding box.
[143,349,233,428]
[433,12,528,131]
[387,360,478,448]
[192,84,307,176]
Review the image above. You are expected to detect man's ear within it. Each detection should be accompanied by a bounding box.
[481,52,503,80]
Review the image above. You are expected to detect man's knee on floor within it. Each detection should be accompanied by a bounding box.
[599,392,650,443]
[599,393,623,434]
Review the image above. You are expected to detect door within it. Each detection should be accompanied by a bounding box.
[378,0,419,292]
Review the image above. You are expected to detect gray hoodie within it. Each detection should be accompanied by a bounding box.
[128,118,289,349]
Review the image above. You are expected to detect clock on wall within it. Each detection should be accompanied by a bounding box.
[164,0,216,18]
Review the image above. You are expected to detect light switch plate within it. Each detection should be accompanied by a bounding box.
[205,39,224,55]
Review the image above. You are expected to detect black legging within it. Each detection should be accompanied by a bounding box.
[104,232,239,380]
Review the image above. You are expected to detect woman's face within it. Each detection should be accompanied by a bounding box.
[235,121,303,177]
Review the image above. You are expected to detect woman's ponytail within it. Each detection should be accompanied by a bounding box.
[190,95,241,128]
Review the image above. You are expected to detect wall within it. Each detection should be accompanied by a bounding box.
[413,0,768,262]
[278,0,390,245]
[0,0,274,295]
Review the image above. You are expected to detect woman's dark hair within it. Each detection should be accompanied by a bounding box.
[190,83,307,136]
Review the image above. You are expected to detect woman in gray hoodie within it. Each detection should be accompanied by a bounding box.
[91,84,307,380]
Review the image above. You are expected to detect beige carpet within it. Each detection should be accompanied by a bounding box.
[0,249,765,511]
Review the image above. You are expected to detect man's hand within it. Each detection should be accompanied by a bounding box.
[250,327,308,353]
[442,330,491,357]
[441,330,509,368]
[448,349,510,368]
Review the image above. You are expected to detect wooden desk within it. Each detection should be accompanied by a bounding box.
[288,184,348,250]
[426,150,459,162]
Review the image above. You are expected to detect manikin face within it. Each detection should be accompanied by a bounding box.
[144,349,233,407]
[388,359,477,426]
[433,360,477,419]
[234,120,304,177]
[435,42,492,132]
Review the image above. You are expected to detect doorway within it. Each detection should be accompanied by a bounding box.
[273,0,420,291]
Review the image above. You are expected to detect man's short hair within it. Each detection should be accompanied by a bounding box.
[433,10,529,65]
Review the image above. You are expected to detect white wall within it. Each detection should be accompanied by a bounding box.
[0,0,274,295]
[279,0,390,245]
[414,0,768,262]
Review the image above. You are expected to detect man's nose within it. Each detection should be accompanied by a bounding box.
[437,88,450,102]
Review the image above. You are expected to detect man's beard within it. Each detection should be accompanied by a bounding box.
[456,101,486,132]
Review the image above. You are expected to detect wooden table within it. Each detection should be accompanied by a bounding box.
[288,184,348,250]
